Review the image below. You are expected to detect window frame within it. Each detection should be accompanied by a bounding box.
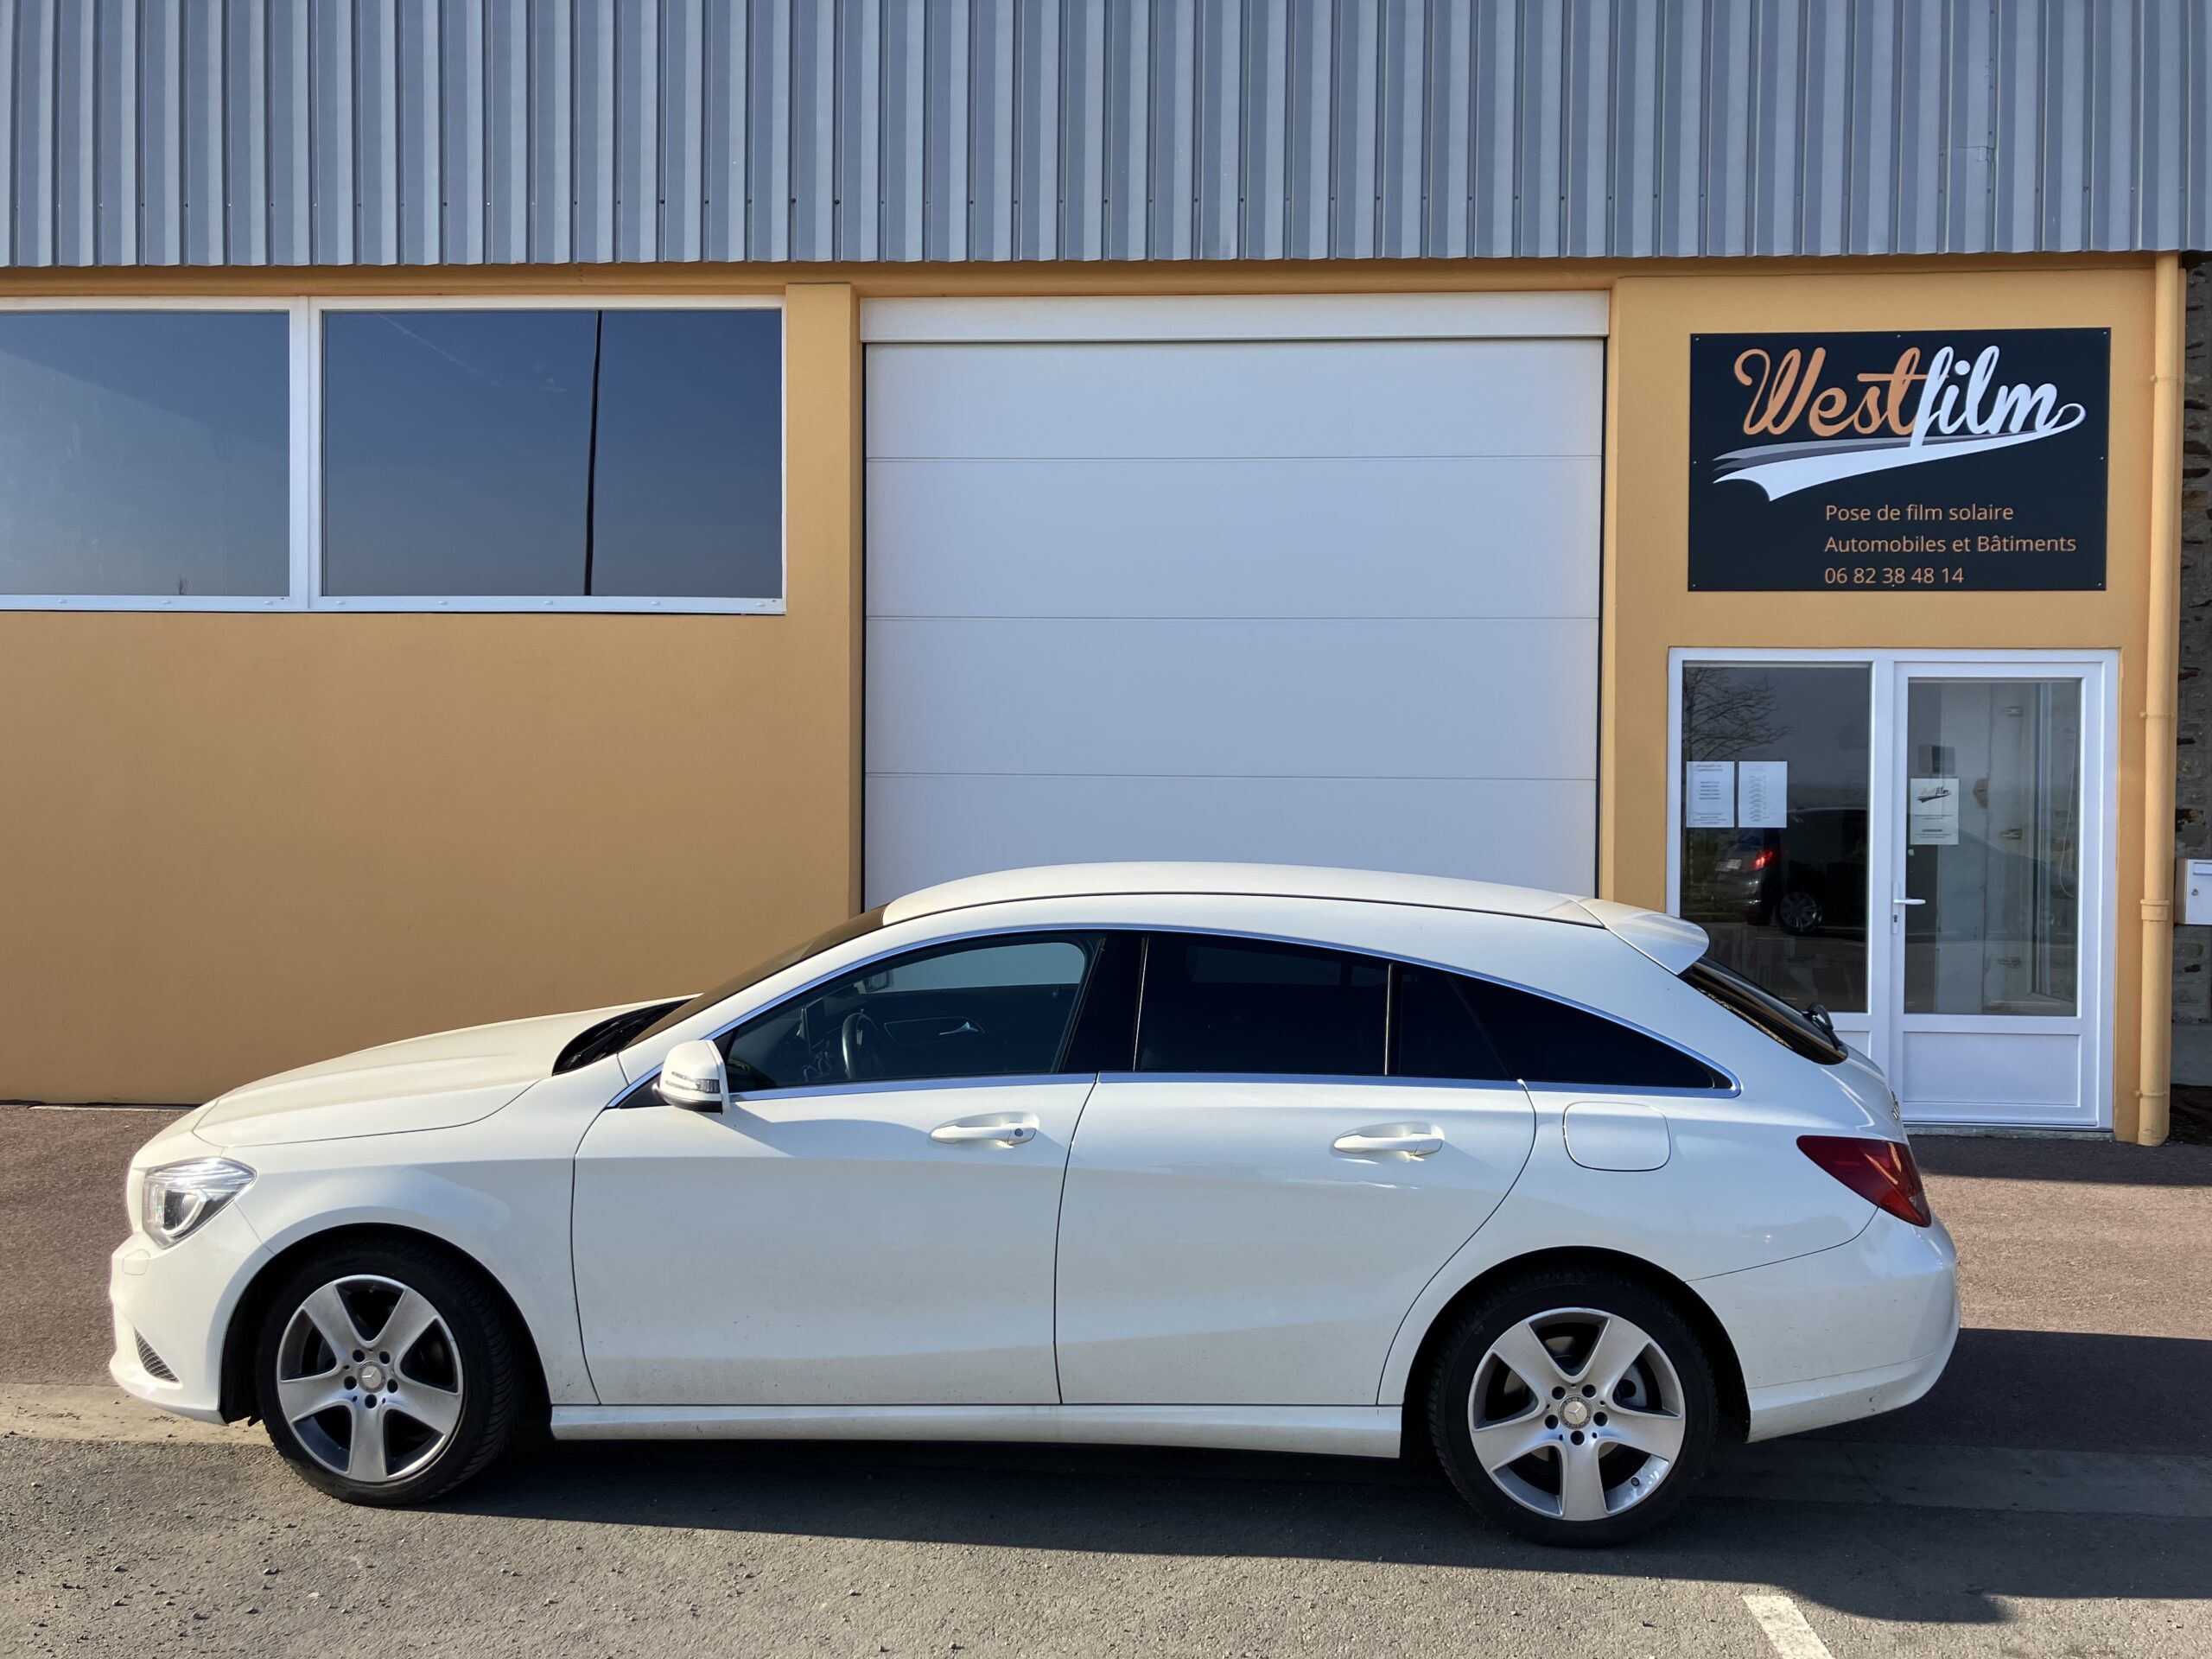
[706,927,1113,1096]
[627,920,1739,1101]
[1129,930,1393,1081]
[0,293,786,615]
[1116,927,1738,1095]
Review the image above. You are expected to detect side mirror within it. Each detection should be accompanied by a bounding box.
[656,1039,730,1112]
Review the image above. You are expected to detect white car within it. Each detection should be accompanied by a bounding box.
[111,863,1956,1545]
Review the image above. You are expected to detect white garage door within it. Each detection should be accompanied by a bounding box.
[861,293,1605,907]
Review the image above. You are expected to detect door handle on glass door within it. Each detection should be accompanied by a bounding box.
[1332,1128,1445,1157]
[929,1117,1038,1147]
[1893,895,1927,906]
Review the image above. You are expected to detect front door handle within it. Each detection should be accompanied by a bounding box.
[1332,1128,1445,1158]
[930,1116,1038,1147]
[1893,895,1927,907]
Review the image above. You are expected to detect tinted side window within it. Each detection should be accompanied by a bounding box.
[1459,976,1727,1091]
[719,933,1100,1090]
[1389,965,1515,1082]
[1136,935,1387,1077]
[1058,932,1145,1073]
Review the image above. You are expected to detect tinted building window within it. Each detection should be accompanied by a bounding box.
[1136,935,1388,1077]
[588,310,781,600]
[1678,663,1871,1013]
[322,308,780,600]
[0,312,289,597]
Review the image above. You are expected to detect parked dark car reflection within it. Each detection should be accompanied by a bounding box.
[1684,808,1869,939]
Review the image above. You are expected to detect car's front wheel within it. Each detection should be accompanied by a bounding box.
[252,1238,523,1505]
[1427,1268,1718,1545]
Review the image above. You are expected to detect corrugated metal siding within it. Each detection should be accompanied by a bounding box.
[3,0,2206,267]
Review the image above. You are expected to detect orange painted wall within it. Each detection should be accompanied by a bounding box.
[0,283,861,1103]
[0,257,2170,1115]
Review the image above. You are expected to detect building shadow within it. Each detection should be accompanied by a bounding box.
[443,1326,2212,1624]
[1811,1327,2210,1453]
[1916,1130,2212,1187]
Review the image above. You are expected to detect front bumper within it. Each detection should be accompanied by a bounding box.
[1696,1209,1960,1443]
[107,1203,270,1425]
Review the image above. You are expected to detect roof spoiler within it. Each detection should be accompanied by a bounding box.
[1580,899,1709,975]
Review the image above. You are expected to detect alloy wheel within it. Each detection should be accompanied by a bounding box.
[273,1274,466,1484]
[1465,1306,1687,1522]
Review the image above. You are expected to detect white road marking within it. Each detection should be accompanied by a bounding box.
[1742,1594,1836,1659]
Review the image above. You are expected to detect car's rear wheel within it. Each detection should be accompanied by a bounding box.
[1427,1268,1717,1546]
[253,1238,522,1506]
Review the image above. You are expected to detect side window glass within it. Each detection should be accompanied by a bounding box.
[1388,965,1515,1082]
[1137,935,1388,1077]
[720,934,1098,1090]
[1457,975,1727,1091]
[1058,932,1145,1074]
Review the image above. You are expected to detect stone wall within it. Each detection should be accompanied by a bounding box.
[2171,263,2212,1081]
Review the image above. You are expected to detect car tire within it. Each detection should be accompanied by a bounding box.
[1427,1268,1718,1547]
[253,1237,524,1507]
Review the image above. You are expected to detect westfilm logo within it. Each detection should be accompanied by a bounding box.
[1713,342,2088,501]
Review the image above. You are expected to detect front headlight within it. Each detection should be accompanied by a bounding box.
[140,1158,255,1248]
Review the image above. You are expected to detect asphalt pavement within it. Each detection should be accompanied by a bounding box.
[4,1105,2209,1658]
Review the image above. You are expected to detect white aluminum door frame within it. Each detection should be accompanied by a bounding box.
[1666,648,2118,1130]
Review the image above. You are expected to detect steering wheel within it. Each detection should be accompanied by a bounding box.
[840,1011,887,1081]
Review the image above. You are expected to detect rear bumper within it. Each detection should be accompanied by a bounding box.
[1696,1210,1960,1443]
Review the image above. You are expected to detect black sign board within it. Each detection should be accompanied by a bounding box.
[1688,328,2108,591]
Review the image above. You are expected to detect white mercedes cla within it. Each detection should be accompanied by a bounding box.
[111,863,1955,1545]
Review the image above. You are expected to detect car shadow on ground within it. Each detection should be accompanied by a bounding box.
[438,1325,2212,1626]
[445,1434,2209,1627]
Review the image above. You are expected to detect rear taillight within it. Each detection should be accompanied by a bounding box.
[1751,848,1777,869]
[1798,1135,1932,1227]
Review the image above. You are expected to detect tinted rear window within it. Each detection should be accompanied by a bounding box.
[1137,935,1388,1076]
[1681,957,1847,1065]
[1393,963,1726,1091]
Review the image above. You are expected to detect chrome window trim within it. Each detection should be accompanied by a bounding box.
[1095,1071,1535,1095]
[618,914,1744,1105]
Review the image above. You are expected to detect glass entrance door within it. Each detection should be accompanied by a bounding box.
[1672,653,2111,1129]
[1885,664,2105,1128]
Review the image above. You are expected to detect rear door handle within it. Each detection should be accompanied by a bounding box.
[1332,1128,1444,1158]
[931,1116,1038,1147]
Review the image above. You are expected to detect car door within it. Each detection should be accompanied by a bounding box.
[572,931,1113,1407]
[1052,933,1538,1407]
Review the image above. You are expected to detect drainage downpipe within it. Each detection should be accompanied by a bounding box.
[2138,254,2185,1147]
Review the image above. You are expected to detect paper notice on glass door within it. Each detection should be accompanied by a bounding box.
[1910,778,1960,845]
[1685,762,1735,828]
[1737,761,1788,829]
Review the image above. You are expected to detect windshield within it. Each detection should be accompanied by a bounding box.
[624,906,889,1050]
[1681,956,1847,1065]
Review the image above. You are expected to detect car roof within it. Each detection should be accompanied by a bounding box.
[884,861,1600,927]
